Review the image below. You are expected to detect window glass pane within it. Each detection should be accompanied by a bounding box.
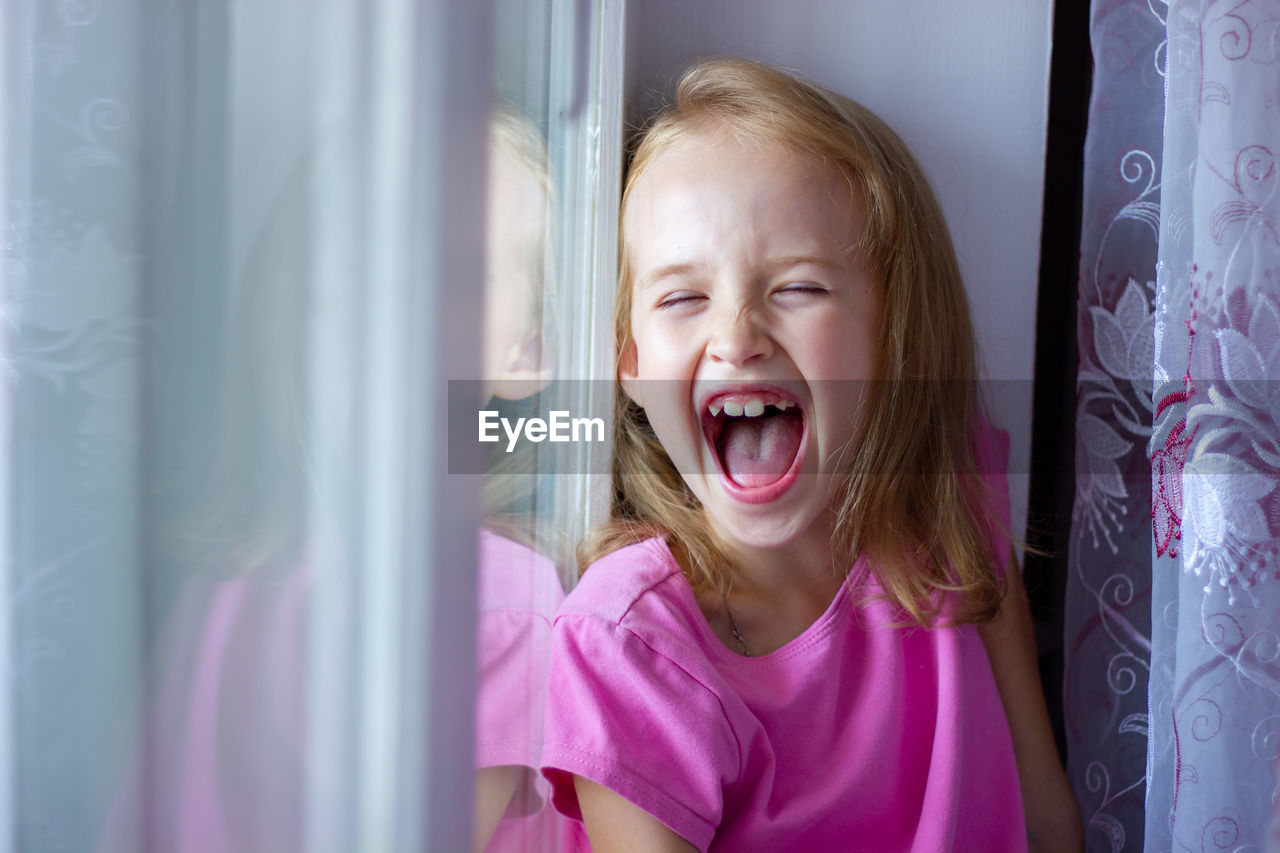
[475,0,617,849]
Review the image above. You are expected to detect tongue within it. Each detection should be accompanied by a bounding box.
[720,410,803,488]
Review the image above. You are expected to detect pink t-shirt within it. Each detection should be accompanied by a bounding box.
[476,529,589,852]
[99,531,588,853]
[477,529,564,774]
[541,432,1025,852]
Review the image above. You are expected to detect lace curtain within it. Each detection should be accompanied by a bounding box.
[1068,1,1280,850]
[1148,0,1280,849]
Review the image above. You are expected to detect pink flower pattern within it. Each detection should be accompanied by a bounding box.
[1145,0,1280,847]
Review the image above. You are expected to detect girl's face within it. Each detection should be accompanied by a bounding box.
[484,139,549,400]
[620,128,880,561]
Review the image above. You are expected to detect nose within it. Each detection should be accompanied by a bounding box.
[706,305,772,367]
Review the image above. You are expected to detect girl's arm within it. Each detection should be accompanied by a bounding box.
[575,776,700,853]
[474,765,521,852]
[977,550,1084,853]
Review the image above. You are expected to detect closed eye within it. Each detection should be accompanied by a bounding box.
[775,282,828,297]
[656,291,706,310]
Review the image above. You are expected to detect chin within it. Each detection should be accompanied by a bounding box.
[702,498,825,553]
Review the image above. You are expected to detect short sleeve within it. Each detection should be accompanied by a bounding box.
[540,614,738,852]
[476,607,553,771]
[969,414,1013,580]
[474,531,566,823]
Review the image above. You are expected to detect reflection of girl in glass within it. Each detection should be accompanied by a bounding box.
[99,111,582,853]
[475,111,586,853]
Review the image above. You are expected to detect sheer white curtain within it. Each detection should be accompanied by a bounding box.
[1148,1,1280,848]
[1070,1,1280,849]
[1069,0,1280,849]
[1067,4,1163,848]
[1,1,496,850]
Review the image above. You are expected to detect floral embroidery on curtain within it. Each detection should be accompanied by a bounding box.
[1067,3,1165,850]
[1071,1,1280,848]
[1146,0,1280,848]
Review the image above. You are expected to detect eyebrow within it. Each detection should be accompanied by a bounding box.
[635,254,846,291]
[765,254,847,274]
[635,262,705,292]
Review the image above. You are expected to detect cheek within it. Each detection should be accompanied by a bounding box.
[628,366,703,471]
[801,320,878,447]
[831,336,877,418]
[798,331,877,383]
[633,324,694,379]
[639,380,692,437]
[818,301,880,379]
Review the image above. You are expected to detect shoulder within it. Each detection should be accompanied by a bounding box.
[553,537,724,698]
[970,411,1010,475]
[967,411,1013,580]
[477,528,565,616]
[559,537,689,626]
[967,411,1011,518]
[543,539,738,848]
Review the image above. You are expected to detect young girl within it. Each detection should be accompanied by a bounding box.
[539,58,1080,852]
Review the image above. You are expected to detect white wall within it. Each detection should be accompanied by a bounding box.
[625,0,1055,546]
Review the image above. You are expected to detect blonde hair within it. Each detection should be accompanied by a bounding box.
[583,57,1007,626]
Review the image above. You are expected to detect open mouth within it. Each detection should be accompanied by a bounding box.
[701,389,805,491]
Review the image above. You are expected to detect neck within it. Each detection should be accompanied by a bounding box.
[714,520,845,597]
[699,534,849,658]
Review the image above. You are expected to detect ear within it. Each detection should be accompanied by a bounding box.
[491,328,553,401]
[618,338,642,408]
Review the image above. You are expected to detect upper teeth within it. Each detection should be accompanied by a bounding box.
[708,396,794,417]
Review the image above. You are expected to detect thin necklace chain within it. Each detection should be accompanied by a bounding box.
[725,602,750,657]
